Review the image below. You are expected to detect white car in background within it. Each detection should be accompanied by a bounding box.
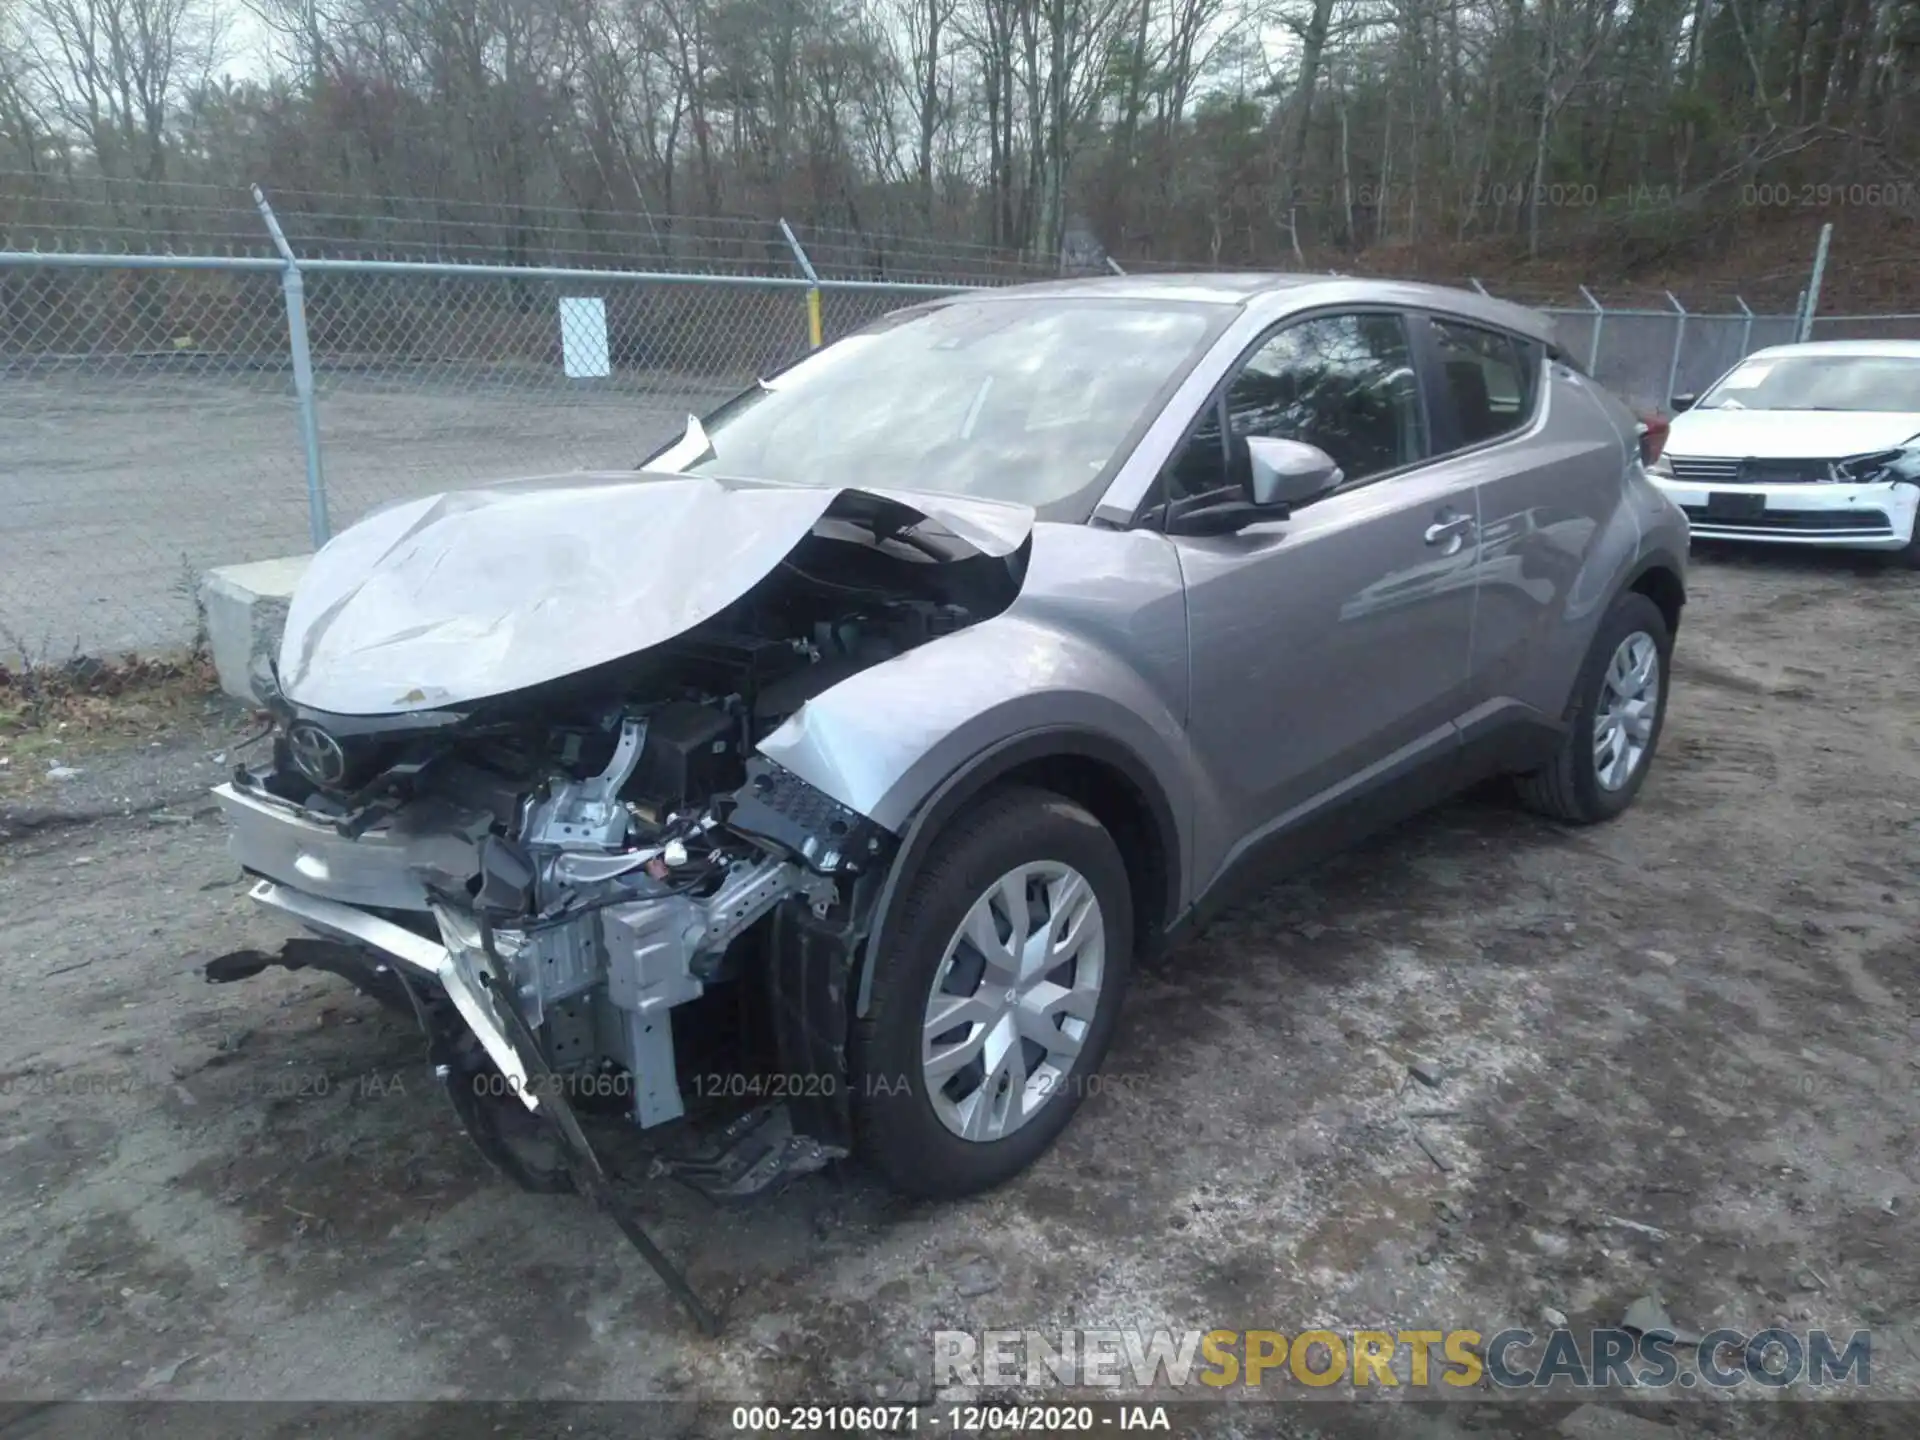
[1648,339,1920,565]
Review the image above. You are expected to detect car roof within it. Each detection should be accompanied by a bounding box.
[957,272,1556,344]
[975,272,1325,305]
[1745,339,1920,360]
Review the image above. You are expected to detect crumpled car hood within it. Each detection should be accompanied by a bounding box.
[276,471,1034,716]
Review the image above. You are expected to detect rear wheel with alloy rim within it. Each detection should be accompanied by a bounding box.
[1515,590,1672,824]
[853,787,1132,1198]
[1592,630,1662,792]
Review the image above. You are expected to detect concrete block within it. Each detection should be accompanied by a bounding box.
[200,555,311,703]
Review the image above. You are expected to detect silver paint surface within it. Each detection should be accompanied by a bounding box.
[263,275,1686,922]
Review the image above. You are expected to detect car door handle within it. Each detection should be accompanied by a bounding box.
[1424,514,1476,546]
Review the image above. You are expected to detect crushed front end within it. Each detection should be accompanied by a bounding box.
[203,477,1032,1326]
[209,648,906,1324]
[211,597,924,1169]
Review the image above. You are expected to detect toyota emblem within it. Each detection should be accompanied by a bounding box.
[287,721,348,788]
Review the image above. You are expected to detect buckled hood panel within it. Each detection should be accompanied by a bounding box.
[276,471,1034,716]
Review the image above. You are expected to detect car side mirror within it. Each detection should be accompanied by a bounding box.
[1669,393,1697,413]
[1247,436,1343,510]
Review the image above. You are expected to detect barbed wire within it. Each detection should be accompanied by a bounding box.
[0,170,1842,304]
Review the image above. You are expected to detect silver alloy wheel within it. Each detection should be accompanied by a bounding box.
[1594,630,1661,791]
[921,860,1106,1143]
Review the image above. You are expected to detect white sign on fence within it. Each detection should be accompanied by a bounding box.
[558,296,611,378]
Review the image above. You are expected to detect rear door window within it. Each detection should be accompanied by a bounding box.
[1426,317,1537,450]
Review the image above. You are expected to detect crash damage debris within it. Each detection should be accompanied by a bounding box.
[1619,1294,1702,1347]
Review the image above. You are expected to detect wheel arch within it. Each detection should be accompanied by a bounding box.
[1624,551,1686,638]
[852,727,1182,1017]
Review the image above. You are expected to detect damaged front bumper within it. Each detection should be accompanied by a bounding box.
[210,750,890,1334]
[218,868,729,1333]
[214,777,491,914]
[210,737,885,1155]
[243,876,539,1109]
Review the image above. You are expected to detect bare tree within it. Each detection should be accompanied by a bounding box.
[2,0,1916,289]
[891,0,960,217]
[22,0,227,179]
[0,0,50,168]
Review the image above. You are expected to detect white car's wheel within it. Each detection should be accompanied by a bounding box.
[1893,509,1920,569]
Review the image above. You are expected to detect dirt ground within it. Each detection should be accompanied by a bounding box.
[1,546,1917,1437]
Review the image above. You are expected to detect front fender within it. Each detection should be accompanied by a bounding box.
[757,602,1209,1020]
[754,522,1220,906]
[759,611,1198,839]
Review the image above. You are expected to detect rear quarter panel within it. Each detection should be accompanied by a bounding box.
[1474,361,1652,718]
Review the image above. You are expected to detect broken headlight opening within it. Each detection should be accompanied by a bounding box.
[1836,440,1920,484]
[203,517,1013,1331]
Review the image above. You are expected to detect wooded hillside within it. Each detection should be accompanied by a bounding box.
[1,0,1915,305]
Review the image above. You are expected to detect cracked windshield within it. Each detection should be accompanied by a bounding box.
[672,298,1217,511]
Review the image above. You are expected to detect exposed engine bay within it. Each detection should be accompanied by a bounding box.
[207,483,1031,1325]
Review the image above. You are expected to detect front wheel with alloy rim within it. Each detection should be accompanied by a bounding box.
[1514,590,1673,824]
[851,786,1133,1199]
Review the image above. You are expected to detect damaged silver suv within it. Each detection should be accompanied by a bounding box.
[213,275,1686,1293]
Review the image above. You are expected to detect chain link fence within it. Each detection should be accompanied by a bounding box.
[301,267,838,524]
[1806,311,1920,344]
[0,245,954,660]
[298,265,937,533]
[1542,305,1805,409]
[1537,302,1920,407]
[2,200,1915,661]
[2,256,305,660]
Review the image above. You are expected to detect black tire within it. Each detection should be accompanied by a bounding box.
[442,1045,577,1195]
[851,786,1133,1200]
[1514,590,1673,824]
[1890,519,1920,570]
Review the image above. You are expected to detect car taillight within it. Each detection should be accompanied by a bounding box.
[1637,414,1670,467]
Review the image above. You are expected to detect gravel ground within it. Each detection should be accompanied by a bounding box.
[0,694,246,836]
[0,547,1917,1438]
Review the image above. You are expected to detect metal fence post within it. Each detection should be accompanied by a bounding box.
[1578,285,1604,373]
[1734,295,1754,359]
[778,218,823,349]
[251,184,329,549]
[1664,291,1688,405]
[1799,222,1833,342]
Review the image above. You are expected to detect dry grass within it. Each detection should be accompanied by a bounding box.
[0,648,226,799]
[0,649,219,730]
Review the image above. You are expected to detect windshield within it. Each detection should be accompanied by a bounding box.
[1697,354,1920,412]
[653,297,1222,516]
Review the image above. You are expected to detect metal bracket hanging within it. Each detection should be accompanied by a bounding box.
[480,968,722,1336]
